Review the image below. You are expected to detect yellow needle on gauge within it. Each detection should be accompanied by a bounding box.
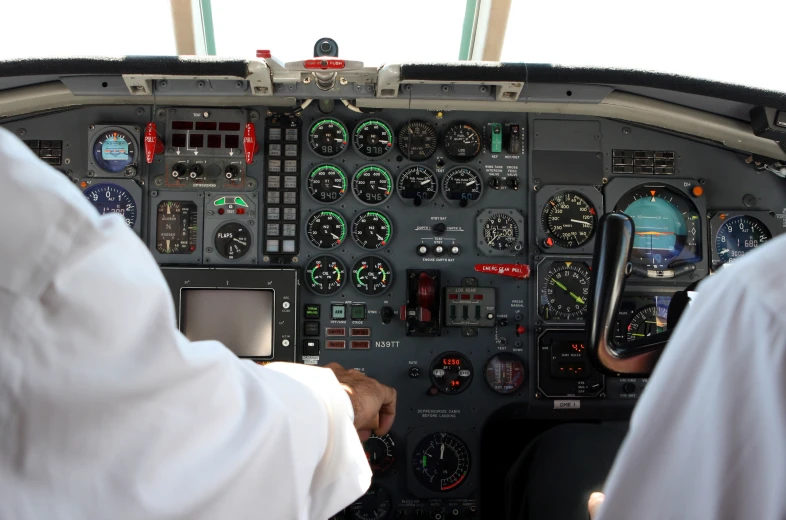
[551,278,586,304]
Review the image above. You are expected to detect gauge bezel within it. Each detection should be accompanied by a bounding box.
[352,118,395,159]
[351,165,394,206]
[87,124,139,175]
[363,433,396,475]
[484,353,526,395]
[535,256,593,324]
[406,428,476,498]
[304,255,347,296]
[442,122,482,161]
[540,190,598,248]
[475,208,526,257]
[397,120,438,161]
[82,179,143,236]
[441,166,483,207]
[534,185,603,255]
[351,210,393,250]
[351,255,393,296]
[396,165,439,206]
[709,210,781,271]
[613,292,674,345]
[306,164,348,205]
[213,221,253,260]
[304,210,347,250]
[307,117,349,158]
[149,190,202,261]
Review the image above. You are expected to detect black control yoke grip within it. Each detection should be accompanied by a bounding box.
[585,212,672,376]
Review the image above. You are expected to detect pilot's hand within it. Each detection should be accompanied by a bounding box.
[326,363,397,442]
[588,492,605,519]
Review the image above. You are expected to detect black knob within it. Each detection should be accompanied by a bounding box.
[381,306,394,325]
[124,165,137,177]
[506,177,519,190]
[497,318,509,327]
[409,367,420,378]
[489,177,501,189]
[622,382,636,394]
[416,244,429,256]
[433,223,446,235]
[450,508,461,518]
[224,164,240,179]
[188,163,204,179]
[171,163,187,178]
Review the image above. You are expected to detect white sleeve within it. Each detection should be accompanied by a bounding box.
[0,128,370,520]
[596,268,786,520]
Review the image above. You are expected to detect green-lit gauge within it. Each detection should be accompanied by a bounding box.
[155,201,198,254]
[353,119,394,158]
[442,167,482,206]
[304,255,346,296]
[305,210,346,250]
[352,211,393,250]
[307,165,347,204]
[352,166,393,205]
[397,120,437,160]
[352,256,393,296]
[308,118,348,157]
[539,261,591,321]
[411,433,471,493]
[626,305,667,342]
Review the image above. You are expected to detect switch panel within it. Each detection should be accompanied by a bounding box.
[444,281,496,328]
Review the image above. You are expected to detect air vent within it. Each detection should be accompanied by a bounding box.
[612,150,675,175]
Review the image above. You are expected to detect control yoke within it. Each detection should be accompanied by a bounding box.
[585,212,673,376]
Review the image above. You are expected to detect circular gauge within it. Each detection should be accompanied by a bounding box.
[397,165,438,205]
[91,129,137,173]
[83,183,138,228]
[308,118,348,157]
[305,210,347,250]
[539,262,591,321]
[430,352,473,395]
[626,305,667,343]
[442,167,483,206]
[348,484,391,520]
[155,201,198,254]
[443,123,481,160]
[307,165,347,204]
[411,433,471,492]
[352,166,393,206]
[353,119,394,158]
[397,120,438,160]
[715,215,771,265]
[541,191,597,247]
[615,186,701,269]
[352,211,393,250]
[484,353,526,395]
[352,256,393,296]
[214,222,251,260]
[363,434,395,475]
[304,255,346,296]
[482,213,520,251]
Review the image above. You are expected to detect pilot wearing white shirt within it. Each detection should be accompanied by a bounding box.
[0,127,396,520]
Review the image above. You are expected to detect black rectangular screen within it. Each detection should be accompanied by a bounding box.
[181,289,274,357]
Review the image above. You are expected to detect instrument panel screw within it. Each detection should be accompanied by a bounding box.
[303,76,311,84]
[339,77,348,85]
[206,247,213,253]
[203,112,210,118]
[622,127,631,134]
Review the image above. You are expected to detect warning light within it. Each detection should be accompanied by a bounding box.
[543,237,554,248]
[516,325,526,336]
[691,185,704,197]
[80,181,88,188]
[237,208,245,215]
[218,208,225,215]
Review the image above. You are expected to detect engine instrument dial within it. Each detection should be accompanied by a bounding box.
[430,352,473,394]
[83,183,138,228]
[308,118,348,157]
[396,165,438,205]
[352,256,392,296]
[351,211,392,250]
[715,215,771,265]
[397,120,437,160]
[539,261,591,321]
[443,123,481,160]
[306,210,347,250]
[626,305,667,342]
[615,186,701,269]
[91,129,137,173]
[307,165,347,204]
[352,166,393,206]
[353,119,394,158]
[304,255,346,296]
[484,353,526,394]
[155,201,198,254]
[482,213,520,251]
[347,484,391,520]
[411,433,471,493]
[541,191,597,247]
[214,222,251,260]
[442,167,483,206]
[363,434,395,475]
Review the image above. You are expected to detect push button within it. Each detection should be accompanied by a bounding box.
[304,304,320,319]
[331,304,346,320]
[350,304,367,320]
[304,321,320,337]
[302,339,319,356]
